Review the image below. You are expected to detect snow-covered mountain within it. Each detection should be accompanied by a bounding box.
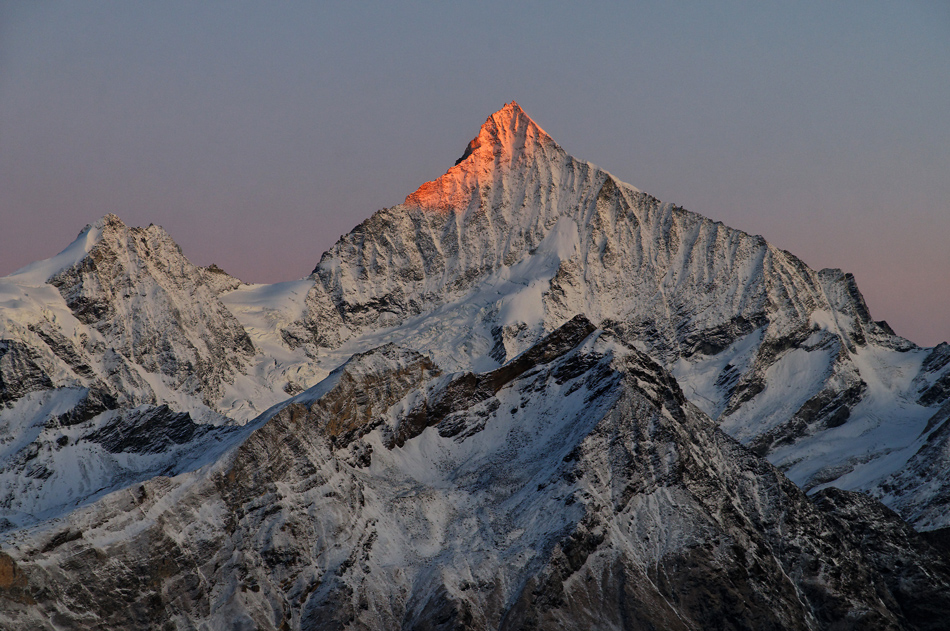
[283,102,950,526]
[1,102,949,628]
[0,215,267,530]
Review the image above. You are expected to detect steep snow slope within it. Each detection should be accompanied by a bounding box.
[2,318,948,630]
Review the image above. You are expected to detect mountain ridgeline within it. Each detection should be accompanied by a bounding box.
[1,102,948,629]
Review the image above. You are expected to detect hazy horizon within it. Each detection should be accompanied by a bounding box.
[1,2,947,345]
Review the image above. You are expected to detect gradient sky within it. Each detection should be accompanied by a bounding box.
[1,1,948,345]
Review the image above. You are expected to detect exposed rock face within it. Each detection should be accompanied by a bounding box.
[914,343,950,407]
[198,263,246,295]
[0,340,53,406]
[1,318,948,630]
[83,405,210,455]
[47,214,254,403]
[812,488,950,630]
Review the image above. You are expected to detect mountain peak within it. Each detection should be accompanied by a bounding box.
[95,213,126,229]
[6,214,128,283]
[453,101,552,164]
[404,101,559,212]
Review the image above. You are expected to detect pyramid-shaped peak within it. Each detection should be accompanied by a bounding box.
[486,101,545,134]
[456,101,553,164]
[405,102,561,212]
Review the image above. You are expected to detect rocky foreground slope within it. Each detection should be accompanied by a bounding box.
[1,102,949,628]
[2,317,949,629]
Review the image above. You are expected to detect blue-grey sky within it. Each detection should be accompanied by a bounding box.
[1,1,948,345]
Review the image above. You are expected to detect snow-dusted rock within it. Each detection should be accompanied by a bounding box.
[198,263,246,296]
[46,214,254,404]
[0,215,260,531]
[1,318,947,629]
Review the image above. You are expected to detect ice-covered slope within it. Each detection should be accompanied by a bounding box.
[871,342,950,530]
[2,318,948,630]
